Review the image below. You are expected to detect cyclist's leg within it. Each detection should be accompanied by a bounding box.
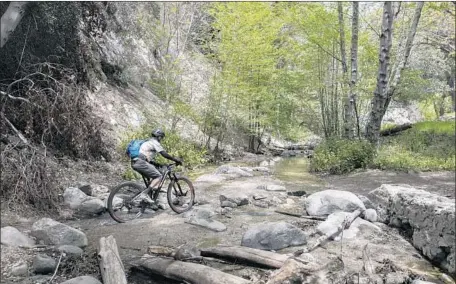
[131,160,162,204]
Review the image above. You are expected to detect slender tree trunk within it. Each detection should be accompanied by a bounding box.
[365,2,424,144]
[1,2,29,48]
[348,2,359,138]
[365,2,395,144]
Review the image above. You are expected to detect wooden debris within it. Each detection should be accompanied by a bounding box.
[98,235,128,284]
[200,245,289,269]
[274,209,327,221]
[134,256,251,284]
[380,123,412,136]
[266,257,344,284]
[294,209,362,256]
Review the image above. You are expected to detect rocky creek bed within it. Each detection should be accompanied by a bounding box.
[1,157,455,284]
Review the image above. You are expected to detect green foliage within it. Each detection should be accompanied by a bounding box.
[373,121,455,171]
[118,124,207,180]
[310,139,375,174]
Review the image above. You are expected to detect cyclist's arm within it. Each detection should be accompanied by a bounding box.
[159,151,182,164]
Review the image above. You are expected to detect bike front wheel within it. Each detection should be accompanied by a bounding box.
[167,176,195,214]
[107,182,147,223]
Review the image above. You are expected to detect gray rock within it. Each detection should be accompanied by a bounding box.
[64,187,105,215]
[63,187,88,208]
[77,183,93,196]
[221,200,237,208]
[1,226,35,248]
[253,194,267,200]
[60,276,102,284]
[11,261,28,276]
[241,221,307,251]
[79,198,105,215]
[411,280,437,284]
[33,254,56,274]
[259,160,269,167]
[174,245,201,260]
[265,185,286,192]
[213,165,253,178]
[58,245,84,256]
[195,174,227,183]
[31,218,88,248]
[368,184,455,275]
[90,184,110,198]
[183,208,216,219]
[220,193,249,206]
[305,190,366,216]
[185,216,227,232]
[252,200,269,208]
[357,194,375,209]
[362,208,378,223]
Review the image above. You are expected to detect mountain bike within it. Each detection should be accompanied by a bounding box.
[107,163,195,223]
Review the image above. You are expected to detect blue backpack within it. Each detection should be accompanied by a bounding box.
[126,139,146,159]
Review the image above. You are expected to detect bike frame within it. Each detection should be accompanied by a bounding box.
[141,164,180,200]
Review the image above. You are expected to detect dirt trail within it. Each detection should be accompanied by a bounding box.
[63,158,454,283]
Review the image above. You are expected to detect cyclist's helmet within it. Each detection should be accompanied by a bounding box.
[151,129,165,140]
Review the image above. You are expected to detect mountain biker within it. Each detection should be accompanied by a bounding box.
[131,129,182,206]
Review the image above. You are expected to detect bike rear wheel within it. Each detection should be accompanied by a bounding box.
[107,182,148,223]
[167,176,195,214]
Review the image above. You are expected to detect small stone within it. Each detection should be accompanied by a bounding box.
[11,261,28,276]
[33,254,56,274]
[362,209,378,223]
[58,245,84,256]
[266,185,286,192]
[253,194,267,200]
[287,190,307,197]
[221,200,237,208]
[253,200,269,208]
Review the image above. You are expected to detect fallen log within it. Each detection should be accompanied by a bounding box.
[274,210,326,221]
[380,123,412,137]
[98,235,127,284]
[266,257,344,284]
[200,245,289,269]
[134,256,251,284]
[294,209,362,256]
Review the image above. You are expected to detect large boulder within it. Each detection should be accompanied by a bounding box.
[61,276,102,284]
[219,193,249,206]
[31,218,88,248]
[241,221,307,251]
[1,226,35,248]
[63,187,105,215]
[305,190,366,216]
[368,184,455,276]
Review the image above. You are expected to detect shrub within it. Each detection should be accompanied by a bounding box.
[373,121,455,171]
[310,138,375,174]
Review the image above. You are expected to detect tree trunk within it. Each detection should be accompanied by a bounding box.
[348,2,359,139]
[364,2,394,144]
[200,245,288,269]
[365,2,424,144]
[98,235,128,284]
[1,2,29,48]
[134,256,251,284]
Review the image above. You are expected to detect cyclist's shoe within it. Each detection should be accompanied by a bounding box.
[137,193,155,206]
[157,203,167,210]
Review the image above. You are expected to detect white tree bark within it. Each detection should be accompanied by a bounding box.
[365,2,395,144]
[1,2,29,48]
[98,235,128,284]
[365,2,424,143]
[348,2,359,138]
